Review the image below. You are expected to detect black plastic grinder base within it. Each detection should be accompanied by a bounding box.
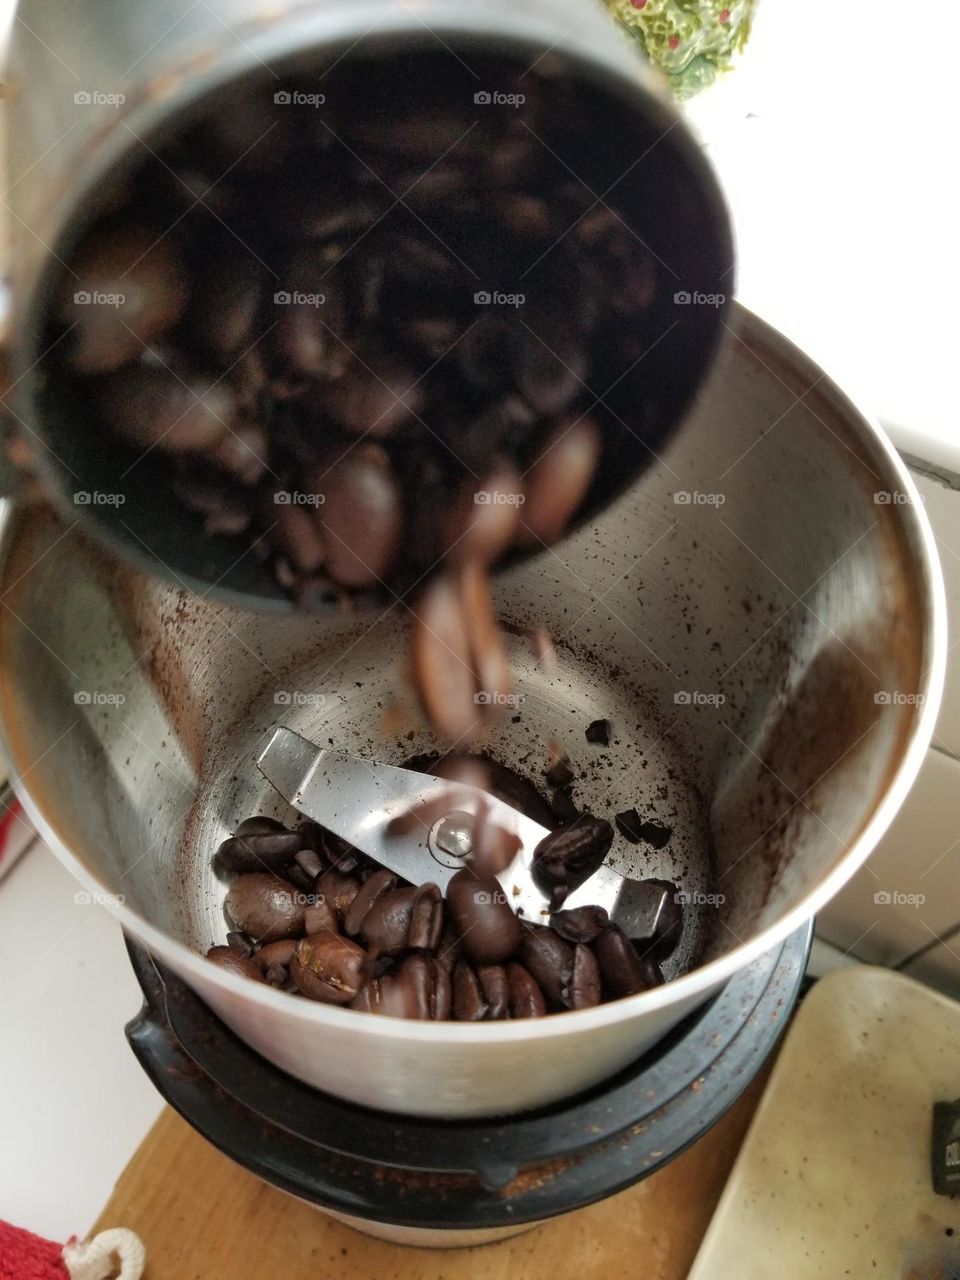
[124,924,811,1231]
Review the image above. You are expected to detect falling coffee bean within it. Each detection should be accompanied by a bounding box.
[311,445,402,588]
[518,418,601,546]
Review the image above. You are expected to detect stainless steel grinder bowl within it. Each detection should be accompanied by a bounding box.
[0,306,944,1117]
[1,0,732,607]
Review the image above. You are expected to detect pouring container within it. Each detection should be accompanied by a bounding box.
[0,0,732,607]
[0,304,944,1117]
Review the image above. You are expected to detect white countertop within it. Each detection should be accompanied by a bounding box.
[1,0,959,1247]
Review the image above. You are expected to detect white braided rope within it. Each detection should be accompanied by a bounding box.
[62,1228,146,1280]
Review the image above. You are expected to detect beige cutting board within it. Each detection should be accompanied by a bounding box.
[690,966,960,1279]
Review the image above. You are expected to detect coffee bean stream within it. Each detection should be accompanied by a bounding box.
[51,63,660,743]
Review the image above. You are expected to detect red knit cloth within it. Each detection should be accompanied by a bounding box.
[0,1220,70,1280]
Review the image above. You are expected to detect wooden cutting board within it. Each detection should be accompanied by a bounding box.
[92,1073,767,1280]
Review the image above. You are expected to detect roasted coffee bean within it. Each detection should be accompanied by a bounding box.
[518,926,574,1008]
[446,868,521,965]
[468,802,522,878]
[550,904,609,944]
[212,421,268,486]
[436,920,462,975]
[352,955,450,1019]
[518,418,601,546]
[412,574,479,743]
[206,944,264,982]
[628,879,683,962]
[98,363,235,455]
[256,938,298,973]
[360,883,443,955]
[59,227,188,374]
[191,254,265,362]
[477,964,510,1019]
[295,821,327,855]
[614,809,672,850]
[292,933,371,1004]
[343,868,397,937]
[315,866,362,917]
[217,816,302,873]
[287,864,314,893]
[452,960,488,1021]
[322,350,424,437]
[531,815,614,906]
[458,561,512,718]
[569,943,601,1009]
[225,873,306,941]
[225,930,253,954]
[506,962,547,1018]
[594,924,661,998]
[614,808,643,844]
[549,785,580,825]
[444,461,523,567]
[585,719,613,746]
[310,445,401,587]
[513,327,587,418]
[303,896,339,937]
[294,847,325,880]
[544,747,575,788]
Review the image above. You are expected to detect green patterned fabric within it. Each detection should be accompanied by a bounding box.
[602,0,757,99]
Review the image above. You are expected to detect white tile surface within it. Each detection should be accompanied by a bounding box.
[817,748,960,967]
[0,842,163,1242]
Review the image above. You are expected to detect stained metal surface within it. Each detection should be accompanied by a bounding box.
[0,307,944,1117]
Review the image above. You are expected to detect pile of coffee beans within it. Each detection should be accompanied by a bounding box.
[50,57,666,740]
[206,807,681,1020]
